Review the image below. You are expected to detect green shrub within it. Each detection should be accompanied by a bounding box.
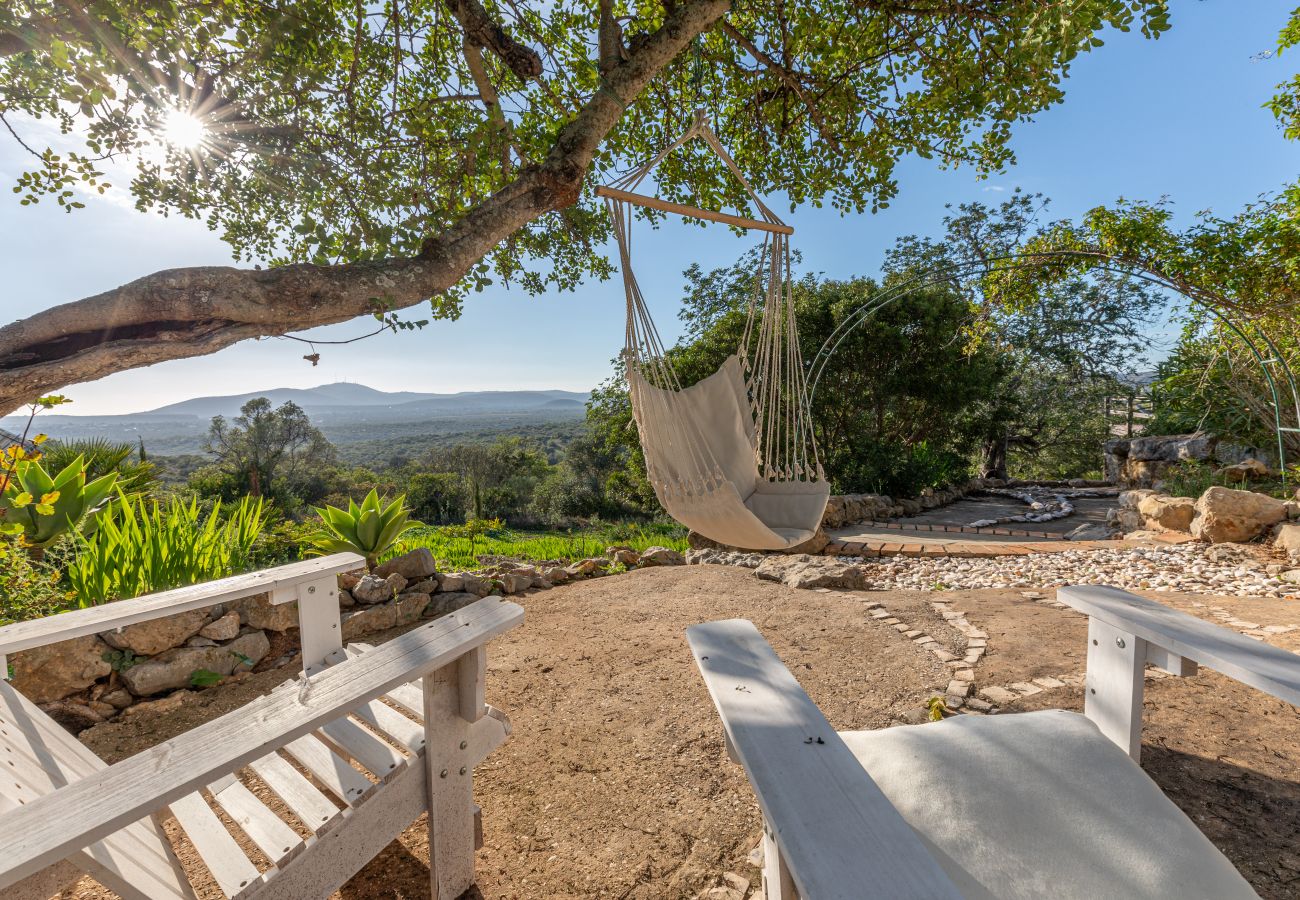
[393,521,688,570]
[0,537,76,624]
[0,455,118,556]
[311,489,418,569]
[39,438,159,495]
[67,494,265,606]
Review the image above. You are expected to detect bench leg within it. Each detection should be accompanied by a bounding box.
[424,652,484,899]
[762,819,797,900]
[1084,617,1146,762]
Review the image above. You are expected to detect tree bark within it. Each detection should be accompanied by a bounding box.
[0,0,732,416]
[979,435,1007,481]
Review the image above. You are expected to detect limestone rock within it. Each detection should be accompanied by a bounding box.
[428,591,480,617]
[499,572,533,594]
[234,592,298,632]
[1190,486,1287,543]
[753,555,867,590]
[435,572,466,593]
[1118,489,1158,511]
[338,589,356,608]
[541,566,570,584]
[1216,458,1273,483]
[10,634,113,703]
[119,690,196,719]
[373,548,437,581]
[605,546,640,567]
[565,558,603,577]
[530,577,553,590]
[199,611,241,641]
[120,631,270,697]
[41,700,108,732]
[186,636,217,648]
[1274,523,1300,562]
[338,571,363,592]
[100,688,134,709]
[1065,523,1112,541]
[1137,494,1196,533]
[638,547,685,567]
[342,603,397,641]
[461,574,490,597]
[406,578,437,594]
[786,529,830,555]
[352,574,395,604]
[394,592,431,626]
[102,609,208,656]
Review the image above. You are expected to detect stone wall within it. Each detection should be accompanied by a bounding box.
[821,477,1003,529]
[10,544,686,733]
[1104,433,1276,487]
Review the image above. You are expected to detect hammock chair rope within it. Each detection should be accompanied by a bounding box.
[603,112,828,551]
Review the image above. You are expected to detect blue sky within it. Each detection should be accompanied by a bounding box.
[1,2,1297,415]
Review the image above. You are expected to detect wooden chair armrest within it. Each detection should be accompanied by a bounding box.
[687,619,962,899]
[1058,585,1300,706]
[0,596,523,890]
[0,553,364,657]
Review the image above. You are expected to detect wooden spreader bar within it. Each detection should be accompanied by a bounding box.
[596,185,794,235]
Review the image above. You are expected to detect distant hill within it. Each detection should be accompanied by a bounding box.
[2,383,591,455]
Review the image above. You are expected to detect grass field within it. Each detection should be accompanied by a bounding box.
[391,521,689,570]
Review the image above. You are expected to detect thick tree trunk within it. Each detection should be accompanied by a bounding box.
[0,0,731,415]
[979,435,1008,481]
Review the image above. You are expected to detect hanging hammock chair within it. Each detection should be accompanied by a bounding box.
[599,113,829,551]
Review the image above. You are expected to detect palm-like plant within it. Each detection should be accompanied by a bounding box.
[0,455,118,556]
[311,489,418,569]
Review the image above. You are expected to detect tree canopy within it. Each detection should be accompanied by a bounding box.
[0,0,1173,412]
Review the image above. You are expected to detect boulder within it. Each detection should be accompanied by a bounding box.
[427,591,481,617]
[1215,458,1273,483]
[185,636,217,648]
[338,571,363,592]
[120,631,270,696]
[1137,494,1196,533]
[638,547,685,567]
[100,688,134,709]
[1190,486,1288,544]
[119,690,196,719]
[394,592,431,626]
[41,700,108,733]
[338,589,356,608]
[530,576,553,590]
[352,574,395,604]
[541,566,570,584]
[1118,489,1158,510]
[1274,523,1300,562]
[606,546,640,567]
[435,573,466,593]
[342,603,397,641]
[198,611,241,641]
[565,558,604,577]
[786,529,830,555]
[753,555,868,590]
[373,548,438,581]
[498,572,533,594]
[10,634,113,703]
[102,609,208,656]
[1064,523,1113,541]
[233,592,299,632]
[460,574,490,597]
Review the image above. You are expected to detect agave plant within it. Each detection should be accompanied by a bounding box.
[311,489,418,569]
[0,455,118,556]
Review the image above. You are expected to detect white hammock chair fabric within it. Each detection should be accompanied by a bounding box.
[603,115,829,551]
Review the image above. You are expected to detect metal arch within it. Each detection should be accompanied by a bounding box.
[804,251,1300,481]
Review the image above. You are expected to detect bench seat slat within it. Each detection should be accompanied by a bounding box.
[319,717,408,779]
[282,734,376,806]
[687,619,962,900]
[246,752,341,833]
[170,791,263,898]
[210,779,304,865]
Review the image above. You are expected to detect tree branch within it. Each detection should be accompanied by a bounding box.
[719,21,839,148]
[445,0,543,81]
[0,0,732,414]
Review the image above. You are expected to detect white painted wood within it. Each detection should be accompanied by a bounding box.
[424,663,477,899]
[319,717,407,778]
[281,732,377,806]
[0,597,523,889]
[687,619,962,899]
[247,752,341,833]
[1059,584,1300,705]
[350,698,426,753]
[169,790,262,897]
[1,652,8,680]
[459,645,487,722]
[0,553,364,655]
[296,576,344,675]
[761,819,797,900]
[210,779,303,863]
[0,681,194,899]
[1084,617,1147,761]
[1145,643,1199,677]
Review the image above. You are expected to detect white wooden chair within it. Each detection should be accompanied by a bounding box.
[687,584,1300,899]
[0,553,524,899]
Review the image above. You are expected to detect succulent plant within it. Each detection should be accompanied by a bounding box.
[311,489,418,569]
[0,455,118,555]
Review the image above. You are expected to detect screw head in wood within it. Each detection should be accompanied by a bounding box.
[440,769,448,778]
[459,766,467,776]
[459,740,468,750]
[1115,637,1126,649]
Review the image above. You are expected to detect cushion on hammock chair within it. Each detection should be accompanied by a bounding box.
[629,356,828,551]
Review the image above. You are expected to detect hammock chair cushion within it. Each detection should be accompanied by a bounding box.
[630,356,829,551]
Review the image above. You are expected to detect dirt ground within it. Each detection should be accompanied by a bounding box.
[64,565,1300,899]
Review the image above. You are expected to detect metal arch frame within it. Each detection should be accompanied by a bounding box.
[805,251,1300,481]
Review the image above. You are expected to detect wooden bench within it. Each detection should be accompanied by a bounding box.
[687,585,1295,899]
[0,553,524,899]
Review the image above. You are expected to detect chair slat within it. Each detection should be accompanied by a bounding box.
[170,791,263,898]
[281,734,375,805]
[319,717,407,778]
[210,779,304,865]
[350,698,426,753]
[246,753,341,833]
[344,643,425,721]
